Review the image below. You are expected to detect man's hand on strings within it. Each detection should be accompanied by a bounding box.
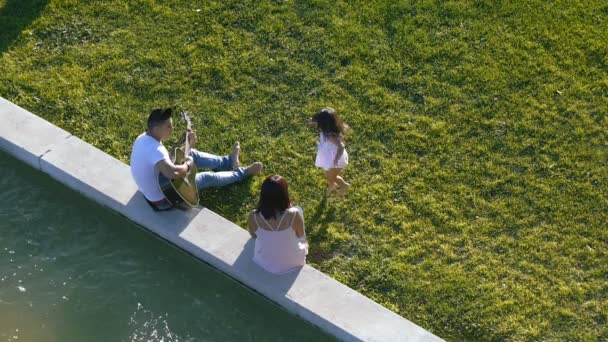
[177,129,197,148]
[186,129,197,148]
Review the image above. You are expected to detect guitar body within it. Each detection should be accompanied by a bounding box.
[158,112,200,208]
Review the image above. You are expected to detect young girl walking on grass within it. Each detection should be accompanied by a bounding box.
[310,107,350,195]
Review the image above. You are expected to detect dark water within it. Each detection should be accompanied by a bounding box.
[0,153,332,341]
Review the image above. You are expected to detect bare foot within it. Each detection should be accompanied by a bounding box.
[337,182,350,196]
[231,141,240,170]
[245,162,263,176]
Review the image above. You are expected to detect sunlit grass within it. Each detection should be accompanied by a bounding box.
[1,0,607,339]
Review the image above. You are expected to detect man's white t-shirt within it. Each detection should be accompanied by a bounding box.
[130,133,171,202]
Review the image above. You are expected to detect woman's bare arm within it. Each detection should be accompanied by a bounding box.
[247,212,257,238]
[292,210,305,238]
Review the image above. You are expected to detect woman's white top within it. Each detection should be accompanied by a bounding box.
[315,132,348,171]
[253,209,308,274]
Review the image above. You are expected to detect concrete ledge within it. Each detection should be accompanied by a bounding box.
[0,97,71,169]
[0,97,442,342]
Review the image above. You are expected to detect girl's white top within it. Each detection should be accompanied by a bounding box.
[253,208,308,274]
[315,132,349,171]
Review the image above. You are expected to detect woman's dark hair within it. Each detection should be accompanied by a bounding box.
[256,175,291,220]
[311,107,344,136]
[147,108,173,129]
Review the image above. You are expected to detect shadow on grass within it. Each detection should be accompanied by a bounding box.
[308,194,328,231]
[306,195,340,264]
[198,177,257,223]
[0,0,48,54]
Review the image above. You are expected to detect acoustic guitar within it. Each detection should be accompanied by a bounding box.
[158,111,199,207]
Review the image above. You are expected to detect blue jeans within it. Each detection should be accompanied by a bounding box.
[190,149,247,189]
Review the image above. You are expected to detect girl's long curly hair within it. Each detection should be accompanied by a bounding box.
[311,107,347,137]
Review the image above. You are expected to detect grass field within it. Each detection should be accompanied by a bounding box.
[1,0,607,340]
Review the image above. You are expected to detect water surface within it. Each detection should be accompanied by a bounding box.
[0,153,332,341]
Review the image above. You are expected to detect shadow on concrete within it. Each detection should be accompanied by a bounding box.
[0,0,49,54]
[232,238,303,294]
[123,191,201,233]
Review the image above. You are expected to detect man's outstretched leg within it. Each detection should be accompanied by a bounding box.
[195,162,263,189]
[190,142,241,171]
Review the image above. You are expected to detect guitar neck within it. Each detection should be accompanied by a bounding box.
[182,111,193,158]
[184,123,193,158]
[184,132,190,156]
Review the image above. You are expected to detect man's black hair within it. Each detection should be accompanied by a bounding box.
[147,108,173,129]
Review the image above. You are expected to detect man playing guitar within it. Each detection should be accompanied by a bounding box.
[130,108,263,211]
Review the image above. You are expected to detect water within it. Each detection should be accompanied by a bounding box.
[0,153,332,341]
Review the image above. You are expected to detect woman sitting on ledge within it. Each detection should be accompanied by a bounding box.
[248,175,308,274]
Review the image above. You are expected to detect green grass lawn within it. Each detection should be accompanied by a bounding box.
[1,0,607,339]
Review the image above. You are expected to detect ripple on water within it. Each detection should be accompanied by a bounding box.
[127,303,187,342]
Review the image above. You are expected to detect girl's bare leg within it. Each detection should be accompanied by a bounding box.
[325,169,339,194]
[335,175,350,195]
